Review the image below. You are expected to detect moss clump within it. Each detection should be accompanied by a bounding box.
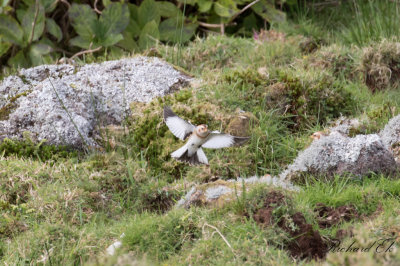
[0,133,78,160]
[223,68,267,87]
[361,40,400,91]
[129,91,232,179]
[302,44,359,79]
[265,69,355,130]
[0,90,31,121]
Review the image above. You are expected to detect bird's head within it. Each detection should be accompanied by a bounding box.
[196,124,209,137]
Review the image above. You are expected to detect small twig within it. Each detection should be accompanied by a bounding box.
[197,21,224,29]
[202,223,235,254]
[94,0,102,14]
[228,0,261,24]
[29,0,40,44]
[70,46,102,60]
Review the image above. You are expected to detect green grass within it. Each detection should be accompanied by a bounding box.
[2,8,400,264]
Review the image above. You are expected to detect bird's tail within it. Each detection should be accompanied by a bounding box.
[171,145,207,165]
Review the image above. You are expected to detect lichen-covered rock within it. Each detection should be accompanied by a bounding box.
[380,114,400,163]
[176,175,299,209]
[280,132,397,181]
[380,114,400,149]
[0,57,191,147]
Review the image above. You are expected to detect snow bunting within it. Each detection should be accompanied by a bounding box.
[164,106,249,165]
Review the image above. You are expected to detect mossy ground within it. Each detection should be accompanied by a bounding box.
[3,11,400,265]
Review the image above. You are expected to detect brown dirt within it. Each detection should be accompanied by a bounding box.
[252,191,328,260]
[315,203,358,229]
[278,212,328,260]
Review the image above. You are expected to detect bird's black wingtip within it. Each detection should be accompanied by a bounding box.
[163,106,176,121]
[233,136,250,145]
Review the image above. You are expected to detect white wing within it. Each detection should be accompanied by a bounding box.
[197,148,209,164]
[171,144,188,158]
[164,107,195,140]
[202,133,249,149]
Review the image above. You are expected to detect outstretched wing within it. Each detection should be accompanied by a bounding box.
[202,133,249,149]
[164,106,196,140]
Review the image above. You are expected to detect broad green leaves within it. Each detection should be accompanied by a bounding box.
[69,4,97,41]
[251,0,286,23]
[214,0,239,18]
[0,38,11,57]
[69,2,130,49]
[22,2,45,43]
[139,21,160,49]
[0,0,286,70]
[45,18,62,42]
[138,0,160,28]
[0,15,24,46]
[157,1,181,18]
[118,0,198,51]
[159,18,197,43]
[0,1,54,68]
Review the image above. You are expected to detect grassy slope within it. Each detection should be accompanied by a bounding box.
[2,4,400,265]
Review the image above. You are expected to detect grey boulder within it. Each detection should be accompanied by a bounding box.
[0,57,191,147]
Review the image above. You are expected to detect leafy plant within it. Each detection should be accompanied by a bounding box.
[68,2,130,50]
[0,0,60,67]
[118,0,198,51]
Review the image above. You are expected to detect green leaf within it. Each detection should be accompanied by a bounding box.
[157,1,180,18]
[0,0,12,14]
[22,3,45,44]
[45,18,62,42]
[214,0,239,18]
[128,3,139,21]
[125,19,141,38]
[159,18,197,43]
[117,32,139,52]
[176,0,196,5]
[22,0,56,12]
[103,0,112,7]
[69,36,93,49]
[251,0,286,23]
[138,0,160,28]
[69,4,97,40]
[0,39,11,57]
[29,41,52,66]
[8,50,30,68]
[197,0,213,13]
[99,3,130,36]
[108,46,125,59]
[101,33,124,47]
[16,8,25,22]
[138,20,159,49]
[41,0,57,12]
[0,14,24,45]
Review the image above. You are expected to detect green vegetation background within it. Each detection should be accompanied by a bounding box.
[2,0,400,265]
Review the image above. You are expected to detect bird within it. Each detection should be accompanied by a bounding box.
[163,106,249,165]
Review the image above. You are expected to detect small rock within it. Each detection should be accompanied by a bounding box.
[280,131,397,181]
[176,175,299,209]
[106,241,122,256]
[380,114,400,149]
